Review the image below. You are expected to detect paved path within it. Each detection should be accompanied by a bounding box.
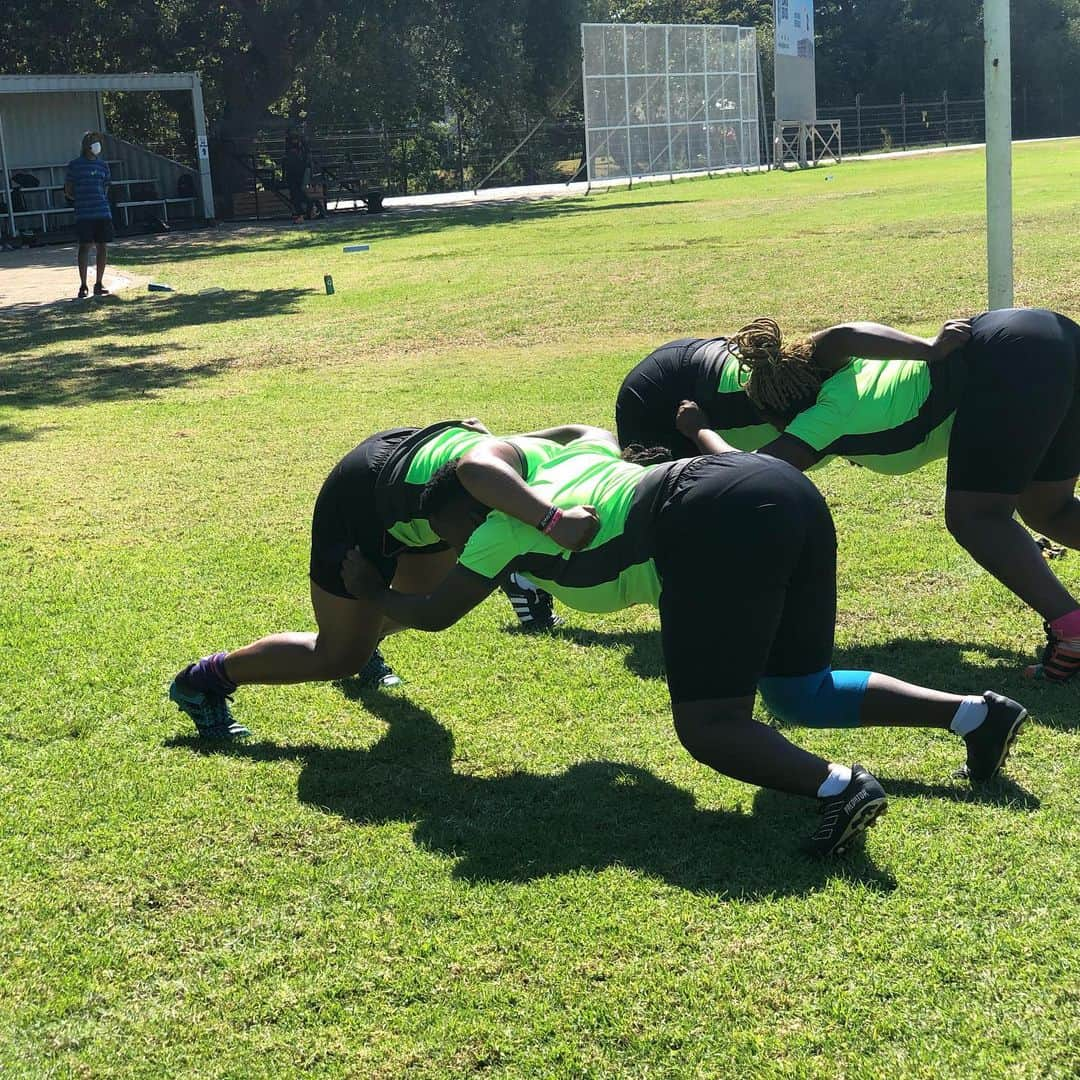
[0,244,144,312]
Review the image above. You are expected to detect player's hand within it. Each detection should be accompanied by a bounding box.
[341,547,384,600]
[675,399,709,436]
[547,505,601,551]
[460,417,491,434]
[929,319,972,360]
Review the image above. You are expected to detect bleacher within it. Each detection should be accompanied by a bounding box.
[2,153,197,239]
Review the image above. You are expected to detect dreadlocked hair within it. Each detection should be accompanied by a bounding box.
[731,318,826,422]
[621,444,673,466]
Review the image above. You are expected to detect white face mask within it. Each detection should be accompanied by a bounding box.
[90,142,102,156]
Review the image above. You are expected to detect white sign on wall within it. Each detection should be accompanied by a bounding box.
[775,0,814,59]
[197,135,209,160]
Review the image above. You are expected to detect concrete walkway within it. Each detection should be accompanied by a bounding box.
[0,243,144,312]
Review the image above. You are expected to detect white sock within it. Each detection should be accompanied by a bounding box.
[817,763,852,798]
[949,697,988,736]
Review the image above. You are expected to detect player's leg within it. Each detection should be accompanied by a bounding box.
[945,309,1080,677]
[757,468,1027,782]
[654,454,885,855]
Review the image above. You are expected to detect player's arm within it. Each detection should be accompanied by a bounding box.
[516,424,618,447]
[753,434,825,471]
[811,319,971,370]
[341,549,495,631]
[455,442,599,551]
[674,401,738,455]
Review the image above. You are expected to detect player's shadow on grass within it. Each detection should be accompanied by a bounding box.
[168,691,896,900]
[111,199,679,265]
[0,286,311,371]
[552,626,1077,732]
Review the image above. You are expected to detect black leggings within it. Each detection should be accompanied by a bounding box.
[652,454,837,703]
[948,308,1080,493]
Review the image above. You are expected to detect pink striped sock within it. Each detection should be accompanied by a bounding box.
[1050,608,1080,639]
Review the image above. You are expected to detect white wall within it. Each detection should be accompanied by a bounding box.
[0,91,102,169]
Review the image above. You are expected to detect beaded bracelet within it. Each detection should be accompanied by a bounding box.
[538,506,563,534]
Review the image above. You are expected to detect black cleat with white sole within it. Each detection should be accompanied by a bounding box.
[805,764,888,857]
[502,573,563,632]
[958,691,1027,783]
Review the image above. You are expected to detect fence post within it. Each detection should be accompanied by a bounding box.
[1021,85,1028,138]
[855,93,863,156]
[943,90,950,146]
[901,92,907,150]
[456,113,465,190]
[1059,84,1065,134]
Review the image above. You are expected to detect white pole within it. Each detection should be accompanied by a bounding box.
[0,110,16,241]
[984,0,1013,309]
[189,74,216,221]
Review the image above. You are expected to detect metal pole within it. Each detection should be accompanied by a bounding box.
[0,110,17,240]
[985,0,1014,309]
[664,26,675,183]
[901,92,907,150]
[189,74,216,220]
[943,90,950,146]
[856,93,862,156]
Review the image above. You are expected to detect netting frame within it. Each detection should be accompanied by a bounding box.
[581,22,761,186]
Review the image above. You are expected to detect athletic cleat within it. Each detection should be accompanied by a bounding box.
[168,674,250,738]
[1023,622,1080,682]
[805,764,887,857]
[503,573,563,632]
[77,284,89,299]
[958,691,1027,782]
[357,647,402,689]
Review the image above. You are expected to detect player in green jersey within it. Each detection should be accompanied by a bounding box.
[340,434,1027,857]
[168,421,602,738]
[671,308,1080,682]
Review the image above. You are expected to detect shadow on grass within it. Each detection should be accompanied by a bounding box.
[167,690,895,900]
[0,286,311,365]
[548,626,1077,731]
[112,199,678,267]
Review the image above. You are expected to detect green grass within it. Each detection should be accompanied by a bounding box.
[2,141,1079,1078]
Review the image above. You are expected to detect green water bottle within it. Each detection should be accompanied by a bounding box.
[324,274,335,295]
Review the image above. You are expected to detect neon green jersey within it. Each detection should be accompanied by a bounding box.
[379,424,567,549]
[783,355,966,474]
[458,438,670,613]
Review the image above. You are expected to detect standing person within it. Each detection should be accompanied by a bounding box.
[340,434,1028,857]
[168,420,601,739]
[64,132,114,299]
[283,130,312,225]
[668,309,1080,681]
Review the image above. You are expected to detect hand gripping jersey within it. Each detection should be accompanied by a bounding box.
[457,438,683,612]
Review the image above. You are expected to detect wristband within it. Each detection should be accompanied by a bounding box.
[538,506,563,534]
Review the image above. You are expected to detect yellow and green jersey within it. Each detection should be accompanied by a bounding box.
[458,437,675,613]
[376,422,565,550]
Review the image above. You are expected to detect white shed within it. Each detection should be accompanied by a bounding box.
[0,72,215,238]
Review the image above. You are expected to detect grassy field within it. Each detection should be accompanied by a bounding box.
[2,141,1079,1078]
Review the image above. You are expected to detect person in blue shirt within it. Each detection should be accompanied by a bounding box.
[64,132,114,299]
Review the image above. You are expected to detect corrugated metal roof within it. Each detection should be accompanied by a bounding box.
[0,73,199,94]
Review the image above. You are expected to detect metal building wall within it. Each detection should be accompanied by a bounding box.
[0,92,102,168]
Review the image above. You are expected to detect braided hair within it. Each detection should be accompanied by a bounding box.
[731,318,826,423]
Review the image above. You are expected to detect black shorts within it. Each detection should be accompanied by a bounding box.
[947,308,1080,493]
[652,454,837,703]
[616,340,705,459]
[75,217,114,244]
[310,428,428,599]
